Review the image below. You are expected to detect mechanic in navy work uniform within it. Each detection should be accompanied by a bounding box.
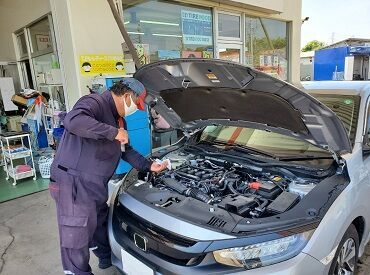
[49,78,168,275]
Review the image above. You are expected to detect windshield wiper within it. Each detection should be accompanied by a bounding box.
[197,140,277,159]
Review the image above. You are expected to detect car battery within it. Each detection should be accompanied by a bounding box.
[218,195,257,216]
[266,191,300,215]
[248,181,282,199]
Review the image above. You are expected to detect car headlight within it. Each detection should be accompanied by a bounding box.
[213,229,314,270]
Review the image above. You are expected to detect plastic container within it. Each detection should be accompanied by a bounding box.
[52,127,64,148]
[38,156,53,178]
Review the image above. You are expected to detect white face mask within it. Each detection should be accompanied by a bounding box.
[123,95,138,116]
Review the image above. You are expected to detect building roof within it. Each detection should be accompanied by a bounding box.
[323,38,370,49]
[300,51,315,58]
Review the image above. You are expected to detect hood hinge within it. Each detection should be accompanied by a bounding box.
[326,146,345,172]
[182,129,196,138]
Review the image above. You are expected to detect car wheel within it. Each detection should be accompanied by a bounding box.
[329,224,359,275]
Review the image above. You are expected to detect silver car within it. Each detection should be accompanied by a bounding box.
[108,59,370,275]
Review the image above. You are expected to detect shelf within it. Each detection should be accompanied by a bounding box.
[1,132,37,185]
[8,168,35,181]
[4,149,31,160]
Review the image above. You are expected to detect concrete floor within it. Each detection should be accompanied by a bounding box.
[0,190,119,275]
[0,190,370,275]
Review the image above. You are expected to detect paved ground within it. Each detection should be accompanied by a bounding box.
[0,190,119,275]
[0,190,369,275]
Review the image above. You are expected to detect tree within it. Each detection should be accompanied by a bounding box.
[272,37,287,49]
[301,40,326,52]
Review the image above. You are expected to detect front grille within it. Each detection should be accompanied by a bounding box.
[118,204,197,247]
[113,203,206,266]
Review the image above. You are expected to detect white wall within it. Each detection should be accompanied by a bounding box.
[0,0,51,61]
[344,56,354,81]
[50,0,125,108]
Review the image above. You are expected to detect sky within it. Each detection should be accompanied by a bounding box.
[301,0,370,47]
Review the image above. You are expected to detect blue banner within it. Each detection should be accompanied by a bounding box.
[349,46,370,55]
[181,10,212,45]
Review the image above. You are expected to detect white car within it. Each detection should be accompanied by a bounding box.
[108,59,370,275]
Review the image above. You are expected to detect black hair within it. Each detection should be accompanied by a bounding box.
[115,62,124,66]
[82,62,91,67]
[109,80,131,96]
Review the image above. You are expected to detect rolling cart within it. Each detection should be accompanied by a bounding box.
[1,132,37,185]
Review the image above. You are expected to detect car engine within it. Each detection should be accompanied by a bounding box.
[149,153,317,219]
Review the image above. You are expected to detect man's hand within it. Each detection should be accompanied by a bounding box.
[115,128,128,144]
[150,160,169,173]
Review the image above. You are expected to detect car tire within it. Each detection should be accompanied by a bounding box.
[328,224,359,275]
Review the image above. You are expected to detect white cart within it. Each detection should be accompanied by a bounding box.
[1,132,37,185]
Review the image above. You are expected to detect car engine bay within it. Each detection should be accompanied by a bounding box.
[131,149,324,220]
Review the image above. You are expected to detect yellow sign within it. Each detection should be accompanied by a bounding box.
[80,54,125,75]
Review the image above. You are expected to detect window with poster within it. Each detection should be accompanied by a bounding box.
[122,0,214,148]
[245,16,289,81]
[122,0,214,66]
[28,17,54,57]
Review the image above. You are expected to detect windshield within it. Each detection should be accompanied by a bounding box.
[199,125,329,157]
[310,94,360,145]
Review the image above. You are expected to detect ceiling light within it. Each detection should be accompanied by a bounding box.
[128,31,144,35]
[152,33,182,38]
[140,20,179,26]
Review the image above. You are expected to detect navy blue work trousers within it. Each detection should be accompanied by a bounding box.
[49,165,111,275]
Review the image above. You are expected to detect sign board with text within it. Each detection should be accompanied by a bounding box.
[80,54,125,75]
[181,10,212,45]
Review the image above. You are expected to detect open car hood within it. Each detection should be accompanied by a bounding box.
[134,59,351,154]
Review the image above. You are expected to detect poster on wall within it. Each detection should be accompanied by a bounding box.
[135,44,150,65]
[182,51,202,58]
[80,54,125,75]
[181,10,212,45]
[35,34,51,51]
[158,50,180,60]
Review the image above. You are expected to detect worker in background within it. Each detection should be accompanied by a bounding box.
[49,78,168,275]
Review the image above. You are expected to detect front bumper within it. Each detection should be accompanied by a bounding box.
[109,230,325,275]
[108,205,326,275]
